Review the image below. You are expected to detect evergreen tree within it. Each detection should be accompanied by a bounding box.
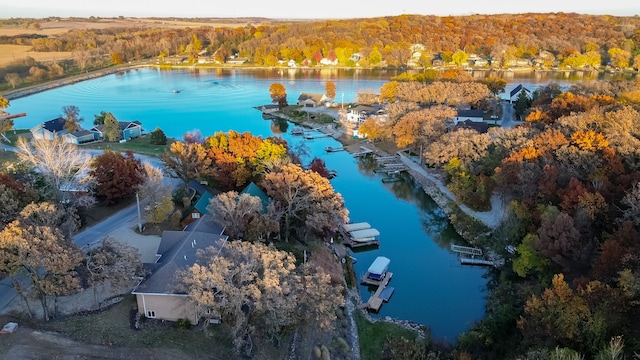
[149,127,168,145]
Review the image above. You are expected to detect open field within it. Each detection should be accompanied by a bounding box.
[0,44,72,66]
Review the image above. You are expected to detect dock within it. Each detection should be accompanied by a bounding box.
[460,258,496,267]
[360,271,394,311]
[450,244,483,257]
[305,133,331,140]
[353,148,374,157]
[325,146,345,153]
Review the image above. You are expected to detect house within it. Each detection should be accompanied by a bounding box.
[226,57,249,65]
[132,226,228,325]
[297,92,327,108]
[91,121,143,141]
[239,182,270,213]
[345,105,387,124]
[454,119,489,133]
[454,109,485,124]
[30,117,67,140]
[182,180,215,226]
[509,84,531,103]
[62,129,97,144]
[287,59,297,67]
[319,58,338,66]
[261,104,280,114]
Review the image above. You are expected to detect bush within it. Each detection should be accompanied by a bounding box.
[149,127,167,145]
[175,318,191,330]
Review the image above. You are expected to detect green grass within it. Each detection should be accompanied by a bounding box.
[355,311,420,360]
[39,295,239,359]
[2,129,31,145]
[80,134,174,157]
[280,106,335,125]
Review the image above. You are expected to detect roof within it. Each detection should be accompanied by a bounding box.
[298,92,326,103]
[367,256,390,276]
[349,105,381,115]
[193,191,214,214]
[342,222,371,232]
[132,228,227,294]
[42,117,66,132]
[188,179,210,196]
[457,109,485,118]
[509,84,531,98]
[239,182,270,213]
[91,121,141,132]
[455,119,489,134]
[67,130,94,138]
[350,228,380,240]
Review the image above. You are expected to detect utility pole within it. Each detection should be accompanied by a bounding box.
[136,192,143,233]
[341,92,344,110]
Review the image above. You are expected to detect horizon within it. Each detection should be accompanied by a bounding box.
[1,0,639,19]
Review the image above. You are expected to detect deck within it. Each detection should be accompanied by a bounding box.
[460,258,496,267]
[450,244,483,257]
[359,271,394,311]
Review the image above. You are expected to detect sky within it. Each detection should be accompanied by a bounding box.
[0,0,639,19]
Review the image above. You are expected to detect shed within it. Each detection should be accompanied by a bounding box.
[367,256,390,280]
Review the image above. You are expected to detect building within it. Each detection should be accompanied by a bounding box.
[454,109,485,124]
[509,84,531,103]
[132,224,228,325]
[182,180,215,226]
[30,117,68,140]
[91,121,143,141]
[345,105,387,124]
[297,92,327,108]
[62,130,97,144]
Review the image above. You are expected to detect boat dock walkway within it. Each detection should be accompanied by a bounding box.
[359,272,394,311]
[450,244,483,257]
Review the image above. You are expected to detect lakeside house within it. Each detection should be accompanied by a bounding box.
[91,120,143,141]
[30,117,68,141]
[63,129,97,144]
[297,92,327,107]
[345,105,387,124]
[132,222,228,325]
[509,84,532,103]
[454,109,485,124]
[182,180,215,226]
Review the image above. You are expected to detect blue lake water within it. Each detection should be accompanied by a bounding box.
[8,67,518,342]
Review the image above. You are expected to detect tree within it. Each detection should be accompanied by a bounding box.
[514,90,532,120]
[483,77,507,96]
[16,137,93,205]
[0,203,83,320]
[85,237,144,308]
[4,73,21,89]
[149,127,168,145]
[91,150,144,204]
[309,157,331,178]
[535,211,586,272]
[368,48,382,65]
[93,111,108,125]
[263,164,348,242]
[177,240,342,353]
[358,118,387,142]
[452,50,468,66]
[0,96,8,110]
[325,80,336,100]
[207,191,263,239]
[269,83,288,108]
[102,112,122,142]
[0,173,38,227]
[607,47,630,68]
[161,141,211,188]
[61,105,83,133]
[139,162,173,224]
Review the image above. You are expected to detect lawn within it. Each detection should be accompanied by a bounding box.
[2,129,31,145]
[355,312,423,360]
[39,295,240,360]
[280,106,335,125]
[80,134,175,157]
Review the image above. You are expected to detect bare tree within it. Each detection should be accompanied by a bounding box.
[207,191,262,239]
[3,73,21,89]
[85,237,145,308]
[16,137,94,206]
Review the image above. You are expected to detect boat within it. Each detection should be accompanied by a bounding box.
[365,256,390,281]
[291,128,304,136]
[172,89,181,93]
[325,146,345,152]
[327,170,338,179]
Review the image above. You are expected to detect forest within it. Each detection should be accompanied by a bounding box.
[1,13,640,90]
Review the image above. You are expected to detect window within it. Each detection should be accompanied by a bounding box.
[146,310,156,318]
[192,213,200,219]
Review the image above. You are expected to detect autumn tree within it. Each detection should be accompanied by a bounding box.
[0,203,84,320]
[177,240,342,353]
[357,118,387,142]
[4,73,22,89]
[452,50,468,66]
[535,211,588,273]
[139,162,173,224]
[91,150,144,204]
[161,141,211,188]
[0,172,39,227]
[0,95,9,109]
[102,112,122,142]
[93,111,108,125]
[85,237,144,308]
[269,83,288,108]
[325,80,336,100]
[263,164,348,242]
[482,77,507,96]
[16,137,93,205]
[61,105,83,133]
[207,191,263,239]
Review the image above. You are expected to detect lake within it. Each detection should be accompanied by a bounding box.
[8,67,598,342]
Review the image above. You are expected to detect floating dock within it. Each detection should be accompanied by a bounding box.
[304,133,331,140]
[339,222,380,248]
[353,148,374,157]
[342,222,371,232]
[460,258,496,267]
[325,146,345,152]
[360,266,394,312]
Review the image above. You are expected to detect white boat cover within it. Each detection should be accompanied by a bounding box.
[342,222,371,232]
[367,256,390,276]
[350,228,380,240]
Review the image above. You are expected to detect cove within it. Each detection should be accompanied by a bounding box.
[9,68,492,341]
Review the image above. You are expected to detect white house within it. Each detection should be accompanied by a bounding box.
[454,109,485,124]
[297,93,328,107]
[30,117,67,140]
[345,105,387,124]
